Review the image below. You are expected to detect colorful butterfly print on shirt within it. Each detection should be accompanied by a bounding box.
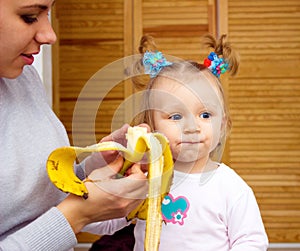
[161,194,189,225]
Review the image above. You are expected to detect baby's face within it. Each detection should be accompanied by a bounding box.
[150,75,224,166]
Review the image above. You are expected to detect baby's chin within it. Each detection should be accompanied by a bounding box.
[172,159,203,174]
[174,155,200,163]
[174,146,205,161]
[173,152,203,166]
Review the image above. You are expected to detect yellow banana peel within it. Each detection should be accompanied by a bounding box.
[46,126,174,251]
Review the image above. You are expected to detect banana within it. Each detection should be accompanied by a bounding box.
[46,126,174,251]
[47,146,89,198]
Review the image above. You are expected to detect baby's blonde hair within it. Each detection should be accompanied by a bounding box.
[129,34,240,159]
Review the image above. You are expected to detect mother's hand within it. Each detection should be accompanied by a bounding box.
[57,156,148,234]
[84,123,151,175]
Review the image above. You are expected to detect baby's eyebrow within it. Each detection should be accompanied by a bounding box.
[202,102,218,109]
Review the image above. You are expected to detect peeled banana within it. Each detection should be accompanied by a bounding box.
[46,126,174,251]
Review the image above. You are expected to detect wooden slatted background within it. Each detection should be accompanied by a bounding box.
[53,0,300,244]
[220,0,300,243]
[140,0,215,61]
[54,0,126,146]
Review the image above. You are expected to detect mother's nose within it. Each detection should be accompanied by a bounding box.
[35,16,57,45]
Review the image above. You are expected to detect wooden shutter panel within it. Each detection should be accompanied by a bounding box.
[137,0,216,60]
[53,0,126,146]
[220,0,300,243]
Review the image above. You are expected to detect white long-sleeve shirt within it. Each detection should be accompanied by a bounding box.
[94,164,268,251]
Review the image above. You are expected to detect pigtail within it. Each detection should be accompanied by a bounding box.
[127,34,159,90]
[126,35,159,128]
[203,34,240,76]
[138,34,158,53]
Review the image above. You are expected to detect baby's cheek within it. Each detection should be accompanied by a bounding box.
[170,143,181,160]
[210,130,222,150]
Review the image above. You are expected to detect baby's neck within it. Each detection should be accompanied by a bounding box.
[174,158,219,174]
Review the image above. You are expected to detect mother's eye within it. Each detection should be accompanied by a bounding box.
[169,114,182,120]
[21,15,38,24]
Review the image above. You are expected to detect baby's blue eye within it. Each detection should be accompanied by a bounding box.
[169,114,182,120]
[200,112,211,119]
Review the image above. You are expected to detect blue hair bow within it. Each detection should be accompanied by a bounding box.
[143,51,173,78]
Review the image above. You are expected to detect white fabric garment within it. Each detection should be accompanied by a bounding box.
[92,163,268,250]
[133,164,269,251]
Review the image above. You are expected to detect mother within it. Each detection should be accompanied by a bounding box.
[0,0,147,250]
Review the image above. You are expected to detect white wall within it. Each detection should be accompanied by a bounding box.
[33,11,53,106]
[33,44,53,106]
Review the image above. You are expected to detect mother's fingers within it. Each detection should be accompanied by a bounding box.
[104,176,148,200]
[88,172,147,200]
[101,124,130,144]
[87,156,124,180]
[126,162,147,177]
[86,159,148,200]
[136,123,151,132]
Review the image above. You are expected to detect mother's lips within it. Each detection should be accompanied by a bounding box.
[21,54,34,65]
